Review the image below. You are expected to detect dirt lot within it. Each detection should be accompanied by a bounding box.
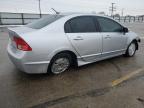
[0,22,144,108]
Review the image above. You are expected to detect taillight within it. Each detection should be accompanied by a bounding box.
[13,37,32,51]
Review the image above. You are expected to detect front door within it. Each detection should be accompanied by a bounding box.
[96,16,127,56]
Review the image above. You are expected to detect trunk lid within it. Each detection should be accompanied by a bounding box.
[8,26,36,35]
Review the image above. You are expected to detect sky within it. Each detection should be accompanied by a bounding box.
[0,0,144,16]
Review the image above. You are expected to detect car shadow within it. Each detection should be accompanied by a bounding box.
[15,55,127,79]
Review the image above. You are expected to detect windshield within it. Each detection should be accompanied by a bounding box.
[26,15,64,29]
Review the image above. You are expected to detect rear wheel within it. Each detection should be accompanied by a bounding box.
[48,53,72,74]
[125,42,137,57]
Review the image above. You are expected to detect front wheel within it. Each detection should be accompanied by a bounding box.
[125,42,137,57]
[48,53,72,74]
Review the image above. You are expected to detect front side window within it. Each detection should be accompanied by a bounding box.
[65,16,96,33]
[97,17,122,32]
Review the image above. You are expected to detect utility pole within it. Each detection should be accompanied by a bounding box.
[109,3,116,18]
[38,0,42,18]
[0,13,2,25]
[121,8,124,17]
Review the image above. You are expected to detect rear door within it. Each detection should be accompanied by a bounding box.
[96,16,127,56]
[65,16,102,61]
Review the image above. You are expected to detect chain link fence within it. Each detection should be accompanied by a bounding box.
[0,12,144,25]
[113,16,144,23]
[0,12,48,25]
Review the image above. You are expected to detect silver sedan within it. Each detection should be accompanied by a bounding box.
[7,13,141,74]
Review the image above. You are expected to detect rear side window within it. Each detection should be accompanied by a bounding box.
[27,15,64,29]
[97,17,122,32]
[65,16,97,33]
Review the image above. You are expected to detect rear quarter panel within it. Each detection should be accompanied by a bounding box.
[20,20,79,63]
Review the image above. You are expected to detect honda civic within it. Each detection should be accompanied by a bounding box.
[7,13,141,74]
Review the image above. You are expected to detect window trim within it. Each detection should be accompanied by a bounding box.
[64,16,99,33]
[92,17,101,32]
[64,21,72,33]
[95,16,123,33]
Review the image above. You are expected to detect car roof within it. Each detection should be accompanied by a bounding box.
[58,12,111,19]
[57,13,122,26]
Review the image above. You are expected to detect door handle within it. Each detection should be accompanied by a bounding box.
[105,35,111,39]
[73,36,84,41]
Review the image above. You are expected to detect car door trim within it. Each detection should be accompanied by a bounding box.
[102,49,126,56]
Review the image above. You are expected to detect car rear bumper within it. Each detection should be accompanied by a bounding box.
[7,44,50,74]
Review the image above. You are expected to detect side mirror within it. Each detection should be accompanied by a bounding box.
[123,27,128,33]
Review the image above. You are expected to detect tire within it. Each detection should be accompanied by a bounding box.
[125,41,137,57]
[48,53,72,74]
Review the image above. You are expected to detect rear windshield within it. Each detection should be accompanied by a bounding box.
[26,15,64,29]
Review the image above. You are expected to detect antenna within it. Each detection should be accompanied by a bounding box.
[51,8,60,14]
